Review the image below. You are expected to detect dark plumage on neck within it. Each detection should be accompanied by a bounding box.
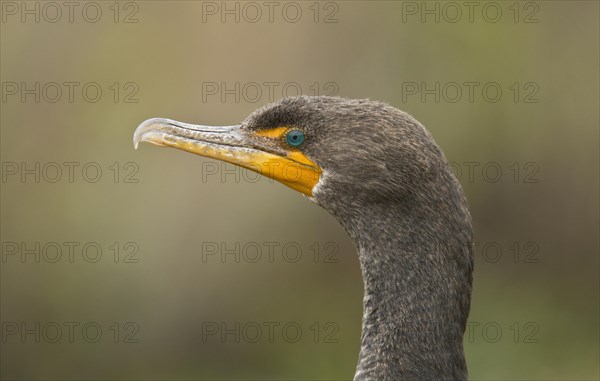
[313,161,472,380]
[342,189,472,380]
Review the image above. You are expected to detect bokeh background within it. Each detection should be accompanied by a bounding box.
[1,1,598,380]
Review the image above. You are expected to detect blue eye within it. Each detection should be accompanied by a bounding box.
[285,129,305,147]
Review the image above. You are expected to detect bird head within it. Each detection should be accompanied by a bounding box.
[133,96,450,214]
[134,96,473,380]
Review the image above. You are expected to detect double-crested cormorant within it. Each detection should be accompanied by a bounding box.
[133,96,473,380]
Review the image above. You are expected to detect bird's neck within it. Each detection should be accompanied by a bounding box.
[340,198,473,380]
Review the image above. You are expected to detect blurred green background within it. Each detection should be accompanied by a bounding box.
[1,1,598,380]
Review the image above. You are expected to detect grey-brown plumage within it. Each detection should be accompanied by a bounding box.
[244,97,473,380]
[135,96,473,380]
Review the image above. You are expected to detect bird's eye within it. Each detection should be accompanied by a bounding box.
[285,129,305,147]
